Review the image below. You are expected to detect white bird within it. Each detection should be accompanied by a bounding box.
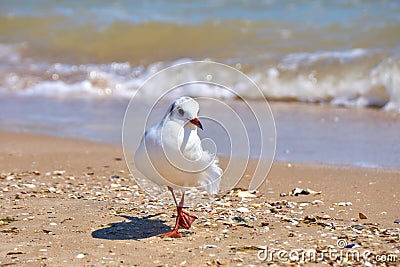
[134,96,222,238]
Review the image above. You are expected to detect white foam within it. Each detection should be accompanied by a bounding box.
[245,49,400,110]
[353,161,383,169]
[1,46,400,112]
[278,49,369,70]
[0,43,23,64]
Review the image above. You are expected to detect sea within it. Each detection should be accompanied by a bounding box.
[1,0,400,169]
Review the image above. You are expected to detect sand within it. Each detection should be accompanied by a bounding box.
[0,131,399,266]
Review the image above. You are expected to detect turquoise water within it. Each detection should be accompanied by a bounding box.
[2,0,399,28]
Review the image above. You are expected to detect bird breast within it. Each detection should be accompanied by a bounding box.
[160,120,202,161]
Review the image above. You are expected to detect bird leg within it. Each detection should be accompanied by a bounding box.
[177,192,197,230]
[158,187,197,238]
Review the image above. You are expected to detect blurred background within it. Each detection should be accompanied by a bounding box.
[1,0,399,168]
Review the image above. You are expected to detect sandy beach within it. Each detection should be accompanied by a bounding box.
[1,131,399,266]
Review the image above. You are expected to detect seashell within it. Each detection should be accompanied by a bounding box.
[351,224,367,230]
[76,253,85,259]
[53,170,65,175]
[200,244,218,249]
[236,207,249,213]
[311,200,324,205]
[290,187,321,196]
[359,212,368,219]
[237,190,257,198]
[335,202,352,206]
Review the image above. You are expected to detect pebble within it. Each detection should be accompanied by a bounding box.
[394,218,400,224]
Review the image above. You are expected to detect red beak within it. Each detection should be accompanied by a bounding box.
[190,118,203,130]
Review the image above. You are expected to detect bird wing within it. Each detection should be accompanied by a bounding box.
[181,133,222,194]
[198,151,222,194]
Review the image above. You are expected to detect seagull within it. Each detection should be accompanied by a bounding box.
[134,96,222,238]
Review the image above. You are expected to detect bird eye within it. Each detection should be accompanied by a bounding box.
[178,108,184,116]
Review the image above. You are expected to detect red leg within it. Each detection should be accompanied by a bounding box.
[158,188,197,238]
[177,193,197,229]
[158,187,182,238]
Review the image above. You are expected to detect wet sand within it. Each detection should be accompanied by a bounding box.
[0,131,399,266]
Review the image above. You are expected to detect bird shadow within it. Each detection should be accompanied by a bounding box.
[91,214,172,240]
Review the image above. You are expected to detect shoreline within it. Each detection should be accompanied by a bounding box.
[2,97,400,170]
[1,131,399,265]
[3,127,400,171]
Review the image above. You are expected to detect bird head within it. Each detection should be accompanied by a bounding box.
[168,96,203,130]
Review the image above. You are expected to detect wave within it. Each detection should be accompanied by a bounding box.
[1,14,400,65]
[1,44,400,112]
[256,49,400,111]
